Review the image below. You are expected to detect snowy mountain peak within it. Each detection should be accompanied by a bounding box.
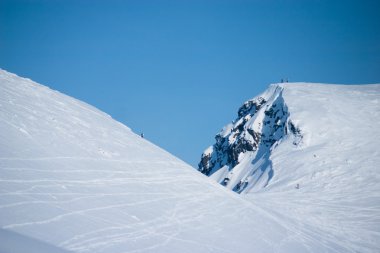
[199,83,302,193]
[199,83,380,195]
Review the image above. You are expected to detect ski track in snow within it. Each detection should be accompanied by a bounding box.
[0,158,246,253]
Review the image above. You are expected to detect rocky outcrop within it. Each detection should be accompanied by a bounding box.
[198,85,302,193]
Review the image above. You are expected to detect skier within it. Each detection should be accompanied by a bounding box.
[295,183,300,189]
[140,133,144,138]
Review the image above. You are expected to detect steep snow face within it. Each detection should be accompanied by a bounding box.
[1,69,343,253]
[199,82,380,252]
[199,84,301,193]
[249,83,380,253]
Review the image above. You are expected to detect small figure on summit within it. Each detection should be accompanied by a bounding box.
[140,133,144,138]
[281,78,289,83]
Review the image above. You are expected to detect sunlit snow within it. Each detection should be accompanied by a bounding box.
[199,81,380,252]
[1,69,379,252]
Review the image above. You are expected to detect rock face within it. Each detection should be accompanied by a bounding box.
[198,84,302,193]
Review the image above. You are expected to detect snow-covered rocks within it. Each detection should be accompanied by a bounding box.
[198,84,300,192]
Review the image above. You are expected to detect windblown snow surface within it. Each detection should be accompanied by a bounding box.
[0,69,379,253]
[199,82,380,252]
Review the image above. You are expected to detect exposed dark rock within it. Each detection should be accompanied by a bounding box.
[198,86,303,193]
[238,97,266,117]
[288,120,303,145]
[199,152,214,175]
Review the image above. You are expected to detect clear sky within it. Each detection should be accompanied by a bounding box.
[1,0,379,167]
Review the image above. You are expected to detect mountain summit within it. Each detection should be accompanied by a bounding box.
[199,84,295,193]
[199,83,380,194]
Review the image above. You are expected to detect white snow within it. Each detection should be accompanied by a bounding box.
[209,165,229,182]
[199,81,380,252]
[0,228,73,253]
[1,69,379,253]
[219,123,233,138]
[247,83,380,253]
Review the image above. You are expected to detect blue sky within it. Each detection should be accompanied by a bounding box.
[1,0,379,167]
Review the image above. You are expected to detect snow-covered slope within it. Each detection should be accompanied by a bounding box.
[2,69,379,253]
[199,82,380,252]
[1,69,344,253]
[0,228,72,253]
